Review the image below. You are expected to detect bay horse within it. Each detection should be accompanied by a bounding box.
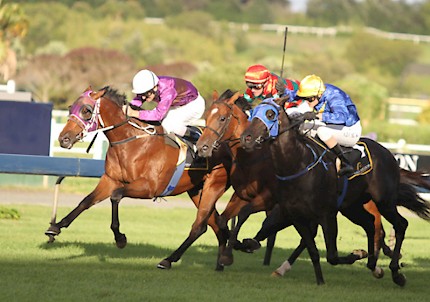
[47,86,233,271]
[240,97,430,286]
[197,89,394,271]
[197,90,278,266]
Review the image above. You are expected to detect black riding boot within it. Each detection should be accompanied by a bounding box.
[182,127,201,144]
[331,144,354,177]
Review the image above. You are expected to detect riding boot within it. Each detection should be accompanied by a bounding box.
[182,127,201,144]
[331,144,354,177]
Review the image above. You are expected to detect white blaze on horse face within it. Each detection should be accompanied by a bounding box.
[211,107,219,116]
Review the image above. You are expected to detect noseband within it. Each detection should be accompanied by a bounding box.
[204,101,241,150]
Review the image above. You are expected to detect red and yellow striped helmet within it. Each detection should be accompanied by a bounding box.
[244,64,270,83]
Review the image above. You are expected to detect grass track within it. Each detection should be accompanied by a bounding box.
[0,203,429,302]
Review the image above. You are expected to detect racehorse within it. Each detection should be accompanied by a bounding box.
[197,90,278,266]
[240,96,430,286]
[197,89,394,270]
[47,86,233,271]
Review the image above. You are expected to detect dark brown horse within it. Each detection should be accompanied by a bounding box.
[197,90,394,271]
[46,86,233,270]
[240,97,430,286]
[197,90,278,266]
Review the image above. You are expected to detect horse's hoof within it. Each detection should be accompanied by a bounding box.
[157,259,172,270]
[215,263,225,272]
[115,234,127,249]
[392,272,406,287]
[271,270,283,278]
[372,267,384,279]
[219,254,234,266]
[352,249,368,259]
[241,238,261,253]
[45,225,61,236]
[47,234,56,243]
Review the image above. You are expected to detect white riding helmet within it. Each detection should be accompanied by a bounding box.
[132,69,159,94]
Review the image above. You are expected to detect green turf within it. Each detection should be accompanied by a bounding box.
[0,204,429,301]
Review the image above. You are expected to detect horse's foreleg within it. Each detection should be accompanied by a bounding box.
[221,191,274,266]
[45,175,115,241]
[295,221,325,285]
[217,193,247,266]
[110,188,127,249]
[159,172,228,271]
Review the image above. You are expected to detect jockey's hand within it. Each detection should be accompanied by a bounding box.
[302,111,318,121]
[275,81,286,95]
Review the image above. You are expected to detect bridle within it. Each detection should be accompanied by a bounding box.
[249,98,304,145]
[204,101,242,150]
[68,90,157,145]
[248,98,329,180]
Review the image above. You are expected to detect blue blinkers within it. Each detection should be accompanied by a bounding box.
[249,98,281,138]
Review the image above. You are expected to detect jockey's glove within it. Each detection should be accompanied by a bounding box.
[275,81,286,96]
[302,111,318,121]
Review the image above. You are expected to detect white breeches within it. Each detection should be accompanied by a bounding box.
[303,120,362,147]
[162,94,206,136]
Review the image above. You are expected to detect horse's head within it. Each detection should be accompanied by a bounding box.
[240,97,289,151]
[197,89,250,157]
[58,86,127,149]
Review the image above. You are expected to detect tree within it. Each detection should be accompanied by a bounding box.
[0,0,28,81]
[16,48,136,108]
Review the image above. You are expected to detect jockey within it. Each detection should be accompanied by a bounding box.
[124,69,205,139]
[243,64,299,108]
[289,74,362,177]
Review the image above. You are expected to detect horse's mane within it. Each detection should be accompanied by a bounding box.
[102,86,127,107]
[218,89,252,113]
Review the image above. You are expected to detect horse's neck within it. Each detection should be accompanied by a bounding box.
[271,130,310,173]
[100,105,163,144]
[226,114,249,155]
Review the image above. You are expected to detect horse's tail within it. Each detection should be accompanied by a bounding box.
[400,168,430,193]
[397,182,430,221]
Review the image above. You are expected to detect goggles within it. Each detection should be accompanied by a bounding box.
[137,88,156,100]
[246,82,265,90]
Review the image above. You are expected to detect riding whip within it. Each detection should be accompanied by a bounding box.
[280,26,288,79]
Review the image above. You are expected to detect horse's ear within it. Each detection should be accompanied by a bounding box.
[228,92,241,105]
[92,87,107,100]
[277,95,290,107]
[212,90,219,101]
[84,86,92,93]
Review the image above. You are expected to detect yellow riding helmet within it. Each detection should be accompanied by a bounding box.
[296,75,326,98]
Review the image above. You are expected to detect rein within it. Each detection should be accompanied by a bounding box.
[276,144,329,181]
[70,93,160,149]
[206,101,242,151]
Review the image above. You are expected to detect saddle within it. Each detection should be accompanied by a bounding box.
[164,125,208,170]
[307,136,373,180]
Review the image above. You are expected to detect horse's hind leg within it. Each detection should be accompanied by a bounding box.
[242,203,292,252]
[321,211,366,267]
[45,175,115,241]
[364,201,393,259]
[110,188,127,249]
[377,203,408,287]
[341,202,383,277]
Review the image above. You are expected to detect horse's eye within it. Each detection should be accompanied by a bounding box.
[80,104,93,121]
[220,116,226,122]
[266,109,276,120]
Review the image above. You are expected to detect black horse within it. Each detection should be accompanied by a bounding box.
[240,97,430,286]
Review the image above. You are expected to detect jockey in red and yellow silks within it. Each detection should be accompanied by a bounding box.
[243,64,299,108]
